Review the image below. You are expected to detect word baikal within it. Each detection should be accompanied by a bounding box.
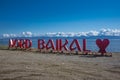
[8,39,110,54]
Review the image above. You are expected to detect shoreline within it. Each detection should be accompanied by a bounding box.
[0,45,113,57]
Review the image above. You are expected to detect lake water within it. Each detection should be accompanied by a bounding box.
[0,37,120,52]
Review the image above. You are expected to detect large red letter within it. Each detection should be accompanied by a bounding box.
[69,39,81,51]
[59,39,68,51]
[83,39,91,52]
[9,39,17,48]
[38,39,45,49]
[46,39,55,50]
[17,39,24,48]
[56,39,59,51]
[24,39,32,49]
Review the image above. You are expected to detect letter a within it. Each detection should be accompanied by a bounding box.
[70,39,81,51]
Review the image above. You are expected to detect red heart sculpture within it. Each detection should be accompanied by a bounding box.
[96,39,109,54]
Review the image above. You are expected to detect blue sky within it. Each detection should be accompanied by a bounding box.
[0,0,120,34]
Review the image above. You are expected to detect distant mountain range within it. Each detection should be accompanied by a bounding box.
[0,29,120,39]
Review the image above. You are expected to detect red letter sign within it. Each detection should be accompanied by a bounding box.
[70,39,81,51]
[38,39,45,49]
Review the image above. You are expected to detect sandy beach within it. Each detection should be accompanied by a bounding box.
[0,50,120,80]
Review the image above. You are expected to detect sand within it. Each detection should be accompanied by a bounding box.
[0,50,120,80]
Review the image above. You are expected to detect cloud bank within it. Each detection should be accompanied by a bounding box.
[1,29,120,38]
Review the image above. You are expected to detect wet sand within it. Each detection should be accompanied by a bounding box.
[0,50,120,80]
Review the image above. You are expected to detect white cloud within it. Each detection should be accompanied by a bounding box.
[87,31,99,36]
[22,31,32,37]
[99,28,120,36]
[2,34,10,38]
[2,34,16,38]
[1,29,120,38]
[44,29,120,37]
